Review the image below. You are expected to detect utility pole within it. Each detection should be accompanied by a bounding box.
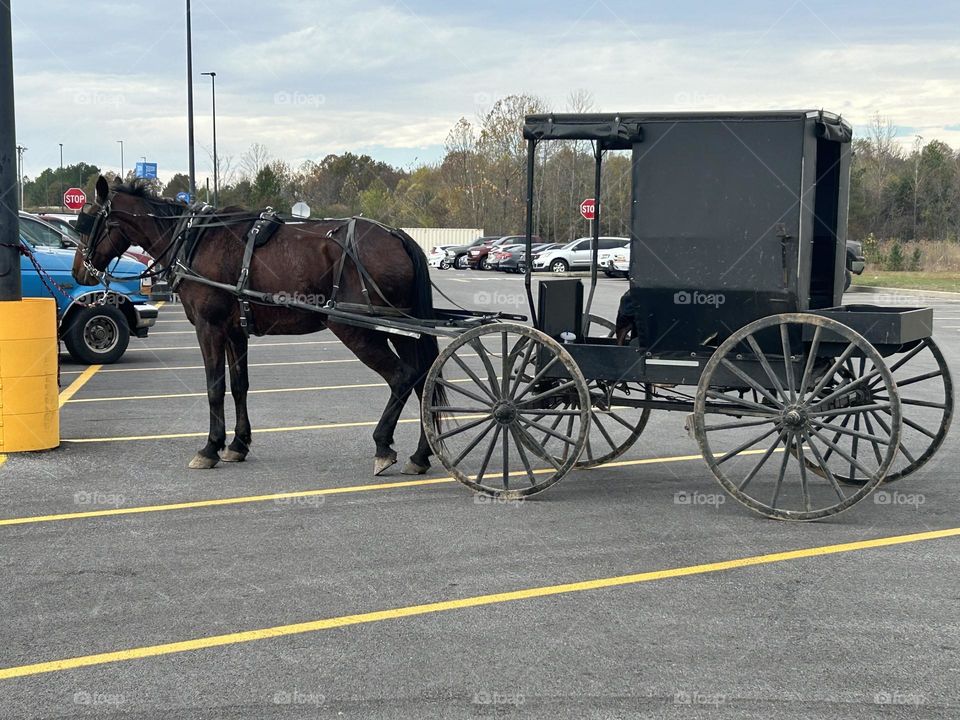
[201,71,218,206]
[185,0,197,198]
[59,142,64,211]
[0,3,22,299]
[117,139,124,180]
[14,144,25,210]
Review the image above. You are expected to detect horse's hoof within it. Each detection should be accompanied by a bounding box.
[373,451,398,476]
[188,453,219,469]
[221,449,247,463]
[401,460,429,475]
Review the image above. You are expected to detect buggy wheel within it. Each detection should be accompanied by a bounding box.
[422,323,590,498]
[806,337,952,485]
[693,313,901,521]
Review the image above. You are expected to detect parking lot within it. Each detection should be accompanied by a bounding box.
[1,270,958,719]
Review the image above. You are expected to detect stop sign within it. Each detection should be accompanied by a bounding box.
[63,188,87,210]
[579,198,596,220]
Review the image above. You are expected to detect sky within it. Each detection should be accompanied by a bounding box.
[9,0,960,185]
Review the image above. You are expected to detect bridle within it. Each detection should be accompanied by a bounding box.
[75,193,191,285]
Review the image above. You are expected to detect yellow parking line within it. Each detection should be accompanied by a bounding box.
[125,340,342,353]
[1,526,956,680]
[60,358,363,376]
[67,382,391,403]
[57,365,103,408]
[0,450,727,528]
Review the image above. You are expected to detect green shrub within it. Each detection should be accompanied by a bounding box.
[887,242,904,271]
[909,247,922,271]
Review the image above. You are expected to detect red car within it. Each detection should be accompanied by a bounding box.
[468,235,542,270]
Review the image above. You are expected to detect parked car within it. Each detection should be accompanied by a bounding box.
[428,244,459,269]
[19,229,158,364]
[495,242,556,273]
[468,235,543,270]
[845,240,866,289]
[533,236,630,273]
[598,241,631,278]
[444,236,500,269]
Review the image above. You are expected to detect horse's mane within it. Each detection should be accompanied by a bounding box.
[113,179,184,218]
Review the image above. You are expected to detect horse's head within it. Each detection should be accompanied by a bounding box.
[72,175,157,286]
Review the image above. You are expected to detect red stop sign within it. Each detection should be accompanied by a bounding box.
[63,188,87,210]
[579,198,596,220]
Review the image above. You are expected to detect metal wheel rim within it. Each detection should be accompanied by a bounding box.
[693,313,902,521]
[813,337,953,485]
[422,323,590,498]
[83,315,120,353]
[550,260,566,273]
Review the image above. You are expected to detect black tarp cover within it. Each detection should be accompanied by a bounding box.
[523,116,643,149]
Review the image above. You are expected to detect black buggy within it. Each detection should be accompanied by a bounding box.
[419,110,953,521]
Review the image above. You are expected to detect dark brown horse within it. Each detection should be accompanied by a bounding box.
[72,176,441,476]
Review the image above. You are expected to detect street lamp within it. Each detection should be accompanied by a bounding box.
[201,71,218,206]
[59,142,63,210]
[116,139,124,179]
[185,0,197,197]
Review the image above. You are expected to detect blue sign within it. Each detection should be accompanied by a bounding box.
[135,162,158,179]
[176,192,192,204]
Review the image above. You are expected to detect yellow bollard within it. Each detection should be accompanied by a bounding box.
[0,297,59,452]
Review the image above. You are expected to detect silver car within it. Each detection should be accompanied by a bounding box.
[532,236,630,273]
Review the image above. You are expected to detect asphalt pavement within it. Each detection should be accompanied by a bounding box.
[0,269,958,719]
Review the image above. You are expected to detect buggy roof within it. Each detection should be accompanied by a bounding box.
[523,110,851,149]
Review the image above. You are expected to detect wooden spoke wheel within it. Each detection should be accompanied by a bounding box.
[808,338,953,485]
[693,313,902,521]
[422,323,590,498]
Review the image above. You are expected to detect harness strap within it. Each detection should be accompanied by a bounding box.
[235,208,282,335]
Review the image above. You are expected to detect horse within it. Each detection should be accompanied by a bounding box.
[72,175,443,476]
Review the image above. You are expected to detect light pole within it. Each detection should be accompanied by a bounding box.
[185,0,197,198]
[117,139,124,180]
[14,144,25,210]
[201,71,218,206]
[58,142,63,210]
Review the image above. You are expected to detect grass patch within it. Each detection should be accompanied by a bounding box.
[852,271,960,293]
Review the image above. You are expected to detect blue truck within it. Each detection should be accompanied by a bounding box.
[18,214,157,364]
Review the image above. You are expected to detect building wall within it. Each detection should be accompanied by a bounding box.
[401,228,484,253]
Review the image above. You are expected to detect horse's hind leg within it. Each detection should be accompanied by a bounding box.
[222,329,252,462]
[331,325,418,476]
[391,336,433,475]
[190,319,228,469]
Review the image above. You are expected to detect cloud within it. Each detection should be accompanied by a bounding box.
[10,0,960,181]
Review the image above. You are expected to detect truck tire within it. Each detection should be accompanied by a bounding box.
[63,305,130,365]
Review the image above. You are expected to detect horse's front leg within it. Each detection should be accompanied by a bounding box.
[189,320,228,469]
[222,330,252,462]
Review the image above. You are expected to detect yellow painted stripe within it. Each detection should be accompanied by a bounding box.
[125,340,342,353]
[60,358,363,377]
[0,455,6,468]
[57,365,103,408]
[1,526,956,680]
[0,450,732,527]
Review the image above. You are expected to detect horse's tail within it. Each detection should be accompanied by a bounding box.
[394,229,447,433]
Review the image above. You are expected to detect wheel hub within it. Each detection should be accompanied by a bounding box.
[781,405,808,430]
[492,401,517,425]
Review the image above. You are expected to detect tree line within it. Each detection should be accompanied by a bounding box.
[21,99,960,266]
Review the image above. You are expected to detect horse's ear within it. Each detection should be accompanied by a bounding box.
[95,175,110,204]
